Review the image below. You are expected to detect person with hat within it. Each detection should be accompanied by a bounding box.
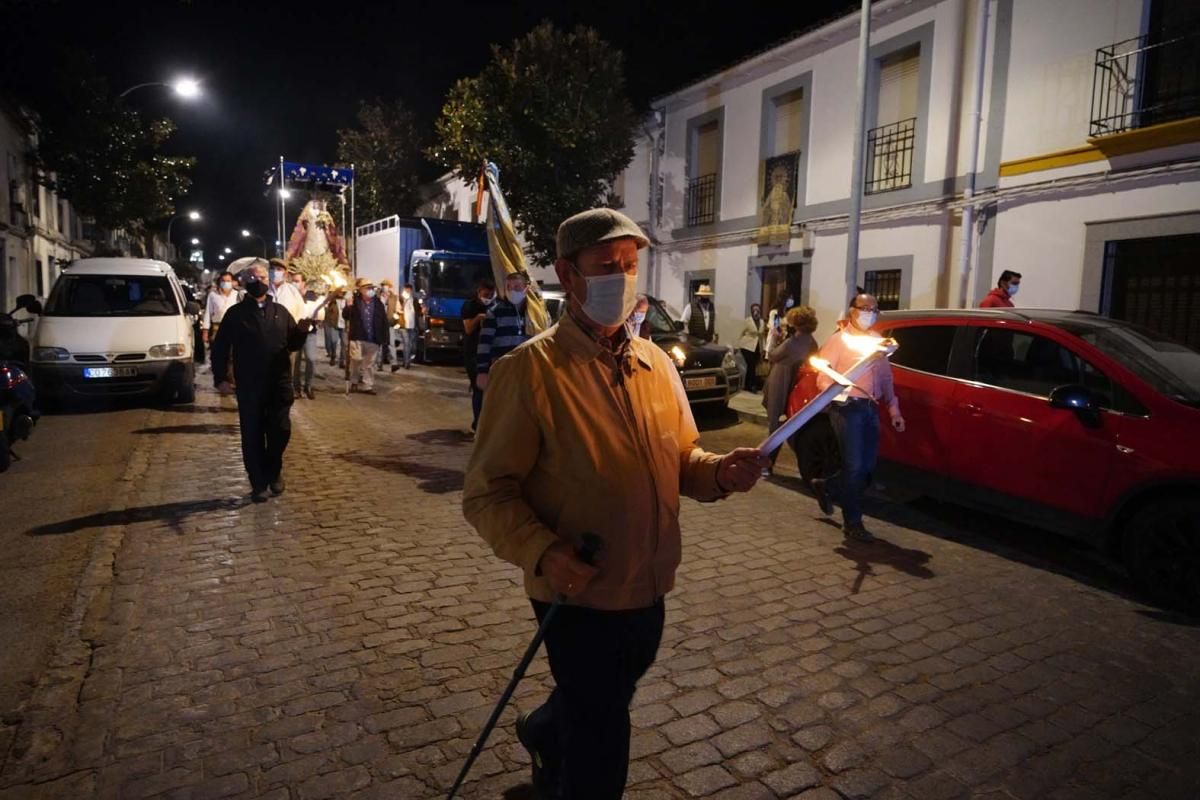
[210,260,314,502]
[268,259,305,323]
[462,208,770,800]
[344,277,388,394]
[681,283,716,343]
[380,279,398,368]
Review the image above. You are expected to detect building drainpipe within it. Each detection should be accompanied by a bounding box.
[958,0,991,308]
[845,0,873,304]
[643,108,665,298]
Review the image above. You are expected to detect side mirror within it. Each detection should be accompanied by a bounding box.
[185,301,201,317]
[16,294,41,314]
[1049,384,1101,428]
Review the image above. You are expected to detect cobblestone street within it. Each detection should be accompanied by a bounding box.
[1,359,1198,800]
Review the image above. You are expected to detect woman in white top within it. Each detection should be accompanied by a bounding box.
[204,272,240,345]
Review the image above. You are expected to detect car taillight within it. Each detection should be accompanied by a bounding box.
[429,318,445,327]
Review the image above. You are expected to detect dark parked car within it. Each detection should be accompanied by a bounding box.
[540,291,739,408]
[874,308,1200,610]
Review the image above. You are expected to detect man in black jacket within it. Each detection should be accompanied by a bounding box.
[211,260,313,502]
[344,277,389,395]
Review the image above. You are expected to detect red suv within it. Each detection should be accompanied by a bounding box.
[875,309,1200,610]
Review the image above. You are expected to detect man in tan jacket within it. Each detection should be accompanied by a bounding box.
[462,208,767,800]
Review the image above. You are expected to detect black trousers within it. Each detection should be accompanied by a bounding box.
[740,347,760,391]
[525,598,665,800]
[236,389,292,490]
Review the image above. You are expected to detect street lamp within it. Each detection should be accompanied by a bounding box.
[223,246,232,254]
[190,238,200,246]
[165,209,202,255]
[241,229,267,257]
[120,76,203,100]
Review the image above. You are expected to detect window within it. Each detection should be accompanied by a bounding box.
[877,46,920,126]
[864,269,902,310]
[57,200,66,234]
[611,172,625,208]
[770,89,805,156]
[32,184,41,218]
[971,329,1119,407]
[35,260,44,296]
[45,275,180,317]
[867,46,920,193]
[886,325,955,375]
[686,115,722,226]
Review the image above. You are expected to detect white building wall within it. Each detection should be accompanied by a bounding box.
[1000,0,1145,161]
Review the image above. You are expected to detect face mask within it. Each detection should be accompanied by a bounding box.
[245,280,268,299]
[402,290,411,299]
[1006,284,1019,297]
[366,289,376,299]
[574,268,637,327]
[852,309,878,330]
[270,269,285,285]
[630,311,646,327]
[220,281,233,291]
[508,289,527,306]
[482,294,496,307]
[785,298,795,309]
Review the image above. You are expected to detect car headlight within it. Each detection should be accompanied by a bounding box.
[33,346,71,362]
[149,343,188,358]
[670,345,687,368]
[722,349,736,370]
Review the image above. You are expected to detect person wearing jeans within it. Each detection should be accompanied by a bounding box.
[392,283,417,370]
[345,278,388,395]
[811,293,906,542]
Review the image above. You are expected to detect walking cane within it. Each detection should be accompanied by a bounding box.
[446,533,604,800]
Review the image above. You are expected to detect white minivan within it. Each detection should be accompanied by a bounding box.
[31,258,199,405]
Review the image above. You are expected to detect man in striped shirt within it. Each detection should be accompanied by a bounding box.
[474,271,531,393]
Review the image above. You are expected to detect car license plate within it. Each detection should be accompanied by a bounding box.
[685,375,717,390]
[83,367,137,379]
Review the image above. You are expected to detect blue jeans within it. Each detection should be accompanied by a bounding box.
[293,333,317,391]
[395,328,415,367]
[828,399,880,527]
[324,324,340,364]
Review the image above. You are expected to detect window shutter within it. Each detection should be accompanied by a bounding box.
[877,46,920,126]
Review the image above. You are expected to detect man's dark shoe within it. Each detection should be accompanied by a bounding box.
[812,479,834,516]
[844,523,876,543]
[304,387,315,400]
[391,364,400,373]
[250,487,269,503]
[515,713,559,799]
[270,477,285,496]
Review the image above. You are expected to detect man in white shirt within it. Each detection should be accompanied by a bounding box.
[204,271,241,384]
[267,260,305,322]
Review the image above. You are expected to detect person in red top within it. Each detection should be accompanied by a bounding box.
[980,270,1022,308]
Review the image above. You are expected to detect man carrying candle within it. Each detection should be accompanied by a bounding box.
[811,293,906,542]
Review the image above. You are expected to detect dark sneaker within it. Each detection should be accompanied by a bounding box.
[812,479,834,516]
[391,364,400,373]
[516,712,559,799]
[250,487,269,503]
[844,523,876,543]
[269,477,285,496]
[304,387,315,400]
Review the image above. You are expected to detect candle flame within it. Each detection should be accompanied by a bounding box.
[670,345,687,366]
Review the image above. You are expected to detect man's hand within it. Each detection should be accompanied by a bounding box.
[537,540,599,598]
[297,319,316,334]
[217,381,234,396]
[475,372,489,391]
[891,415,906,433]
[201,329,209,344]
[717,448,772,493]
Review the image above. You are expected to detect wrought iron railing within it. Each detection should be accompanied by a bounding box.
[865,118,916,194]
[1091,29,1200,137]
[685,173,717,227]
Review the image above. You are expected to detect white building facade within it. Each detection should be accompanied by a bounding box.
[1,100,92,309]
[616,0,1200,347]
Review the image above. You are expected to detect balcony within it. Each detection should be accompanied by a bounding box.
[685,173,717,227]
[1090,29,1200,137]
[865,118,916,194]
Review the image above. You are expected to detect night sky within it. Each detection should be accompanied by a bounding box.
[24,0,853,260]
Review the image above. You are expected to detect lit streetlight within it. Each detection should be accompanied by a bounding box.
[223,247,232,254]
[120,76,203,100]
[279,189,291,199]
[190,238,200,246]
[241,229,267,257]
[166,209,202,255]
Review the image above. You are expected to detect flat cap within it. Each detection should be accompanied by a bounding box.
[556,208,649,260]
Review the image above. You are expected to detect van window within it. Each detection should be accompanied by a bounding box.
[885,325,955,375]
[45,275,179,317]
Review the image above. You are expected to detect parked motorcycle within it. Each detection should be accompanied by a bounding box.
[0,295,42,472]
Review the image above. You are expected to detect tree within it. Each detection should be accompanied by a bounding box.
[337,100,424,224]
[5,49,194,249]
[431,22,639,265]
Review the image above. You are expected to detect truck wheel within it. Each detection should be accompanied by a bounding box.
[1122,498,1200,613]
[176,383,196,404]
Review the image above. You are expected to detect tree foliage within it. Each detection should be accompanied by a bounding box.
[5,50,194,243]
[431,22,639,265]
[336,100,424,224]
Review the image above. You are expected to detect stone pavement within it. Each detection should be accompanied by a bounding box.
[1,359,1199,799]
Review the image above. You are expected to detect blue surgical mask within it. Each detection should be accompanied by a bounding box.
[270,269,285,285]
[220,281,233,291]
[630,311,646,327]
[366,289,376,299]
[1006,284,1019,297]
[508,289,527,306]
